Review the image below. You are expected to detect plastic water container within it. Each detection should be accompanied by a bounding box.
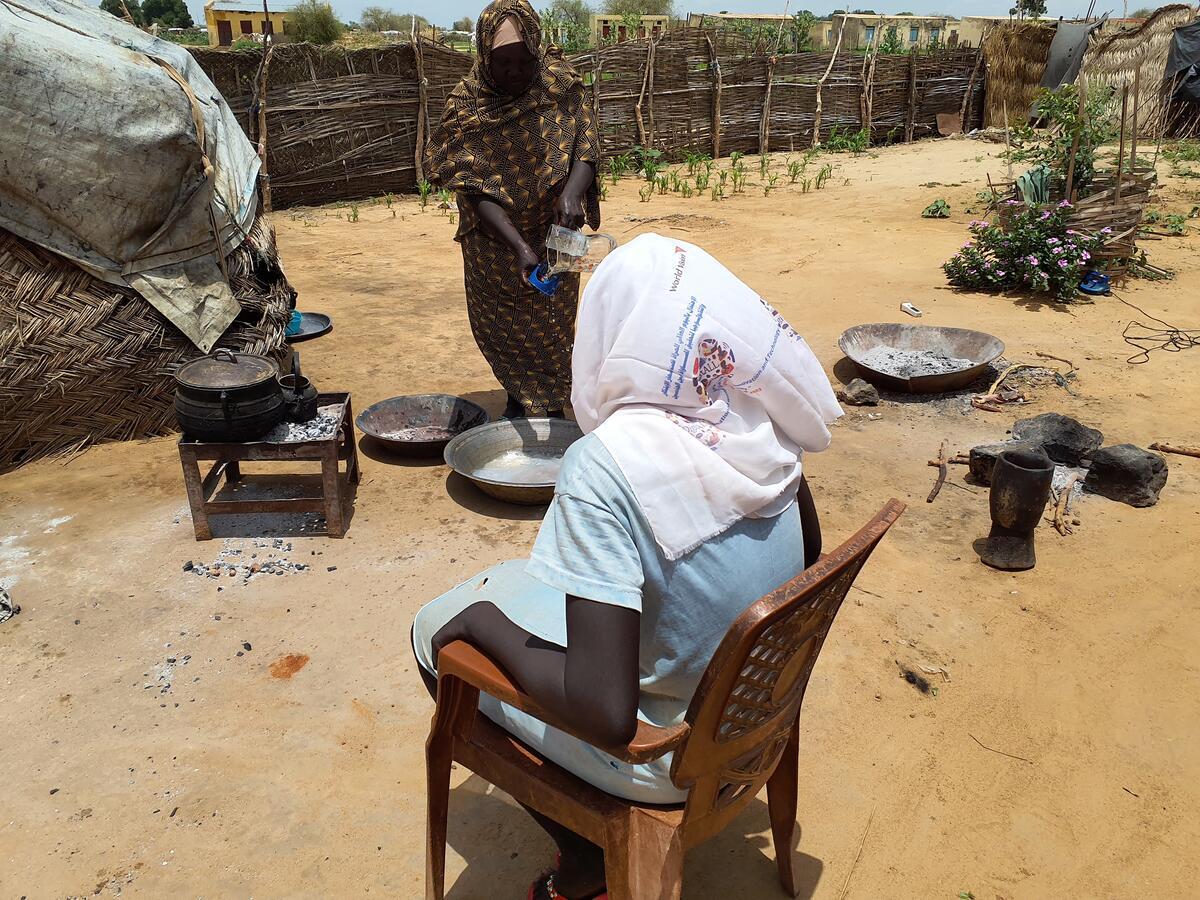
[527,225,617,296]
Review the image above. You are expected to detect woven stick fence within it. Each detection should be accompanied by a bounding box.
[566,28,985,160]
[191,32,983,209]
[0,216,293,472]
[191,41,470,209]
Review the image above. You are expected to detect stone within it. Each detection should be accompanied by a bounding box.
[837,378,880,406]
[1084,444,1168,507]
[1011,413,1103,466]
[968,441,1040,485]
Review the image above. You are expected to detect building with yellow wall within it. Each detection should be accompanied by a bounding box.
[204,0,296,47]
[591,13,669,44]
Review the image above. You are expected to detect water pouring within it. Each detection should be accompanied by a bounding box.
[526,224,617,296]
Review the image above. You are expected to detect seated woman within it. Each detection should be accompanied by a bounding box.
[412,232,843,900]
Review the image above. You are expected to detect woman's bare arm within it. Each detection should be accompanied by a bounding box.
[430,595,640,747]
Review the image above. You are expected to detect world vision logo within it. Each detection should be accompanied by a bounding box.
[668,245,687,292]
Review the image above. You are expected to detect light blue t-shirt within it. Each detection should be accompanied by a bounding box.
[526,433,807,729]
[412,432,807,802]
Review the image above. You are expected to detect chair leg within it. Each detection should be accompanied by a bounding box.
[603,808,684,900]
[424,677,477,900]
[425,731,452,900]
[766,720,801,897]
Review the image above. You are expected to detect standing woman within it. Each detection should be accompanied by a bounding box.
[426,0,601,419]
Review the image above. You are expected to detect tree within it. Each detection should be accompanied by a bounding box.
[879,24,904,53]
[141,0,192,27]
[99,0,141,23]
[359,6,428,32]
[1009,0,1046,19]
[452,15,473,31]
[290,0,344,42]
[1129,7,1154,16]
[601,0,673,18]
[541,0,593,51]
[791,9,817,51]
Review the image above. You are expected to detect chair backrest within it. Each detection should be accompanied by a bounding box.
[669,500,904,819]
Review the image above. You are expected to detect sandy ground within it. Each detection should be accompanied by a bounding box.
[3,139,1199,899]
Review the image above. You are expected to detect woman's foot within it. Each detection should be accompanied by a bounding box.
[528,871,606,900]
[503,394,527,419]
[527,846,606,899]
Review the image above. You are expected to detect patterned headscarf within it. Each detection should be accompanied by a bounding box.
[425,0,600,233]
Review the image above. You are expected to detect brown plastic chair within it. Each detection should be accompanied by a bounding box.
[425,499,904,900]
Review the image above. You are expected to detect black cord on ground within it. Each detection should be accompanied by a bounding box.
[1114,292,1200,364]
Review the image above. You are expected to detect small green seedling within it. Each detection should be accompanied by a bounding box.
[922,199,951,218]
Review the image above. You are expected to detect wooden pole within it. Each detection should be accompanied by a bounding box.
[959,42,985,133]
[812,18,845,148]
[705,32,722,158]
[1130,65,1140,172]
[759,57,776,154]
[646,39,656,146]
[634,40,652,147]
[904,47,917,143]
[413,33,429,185]
[1111,83,1128,205]
[864,18,882,135]
[256,46,273,213]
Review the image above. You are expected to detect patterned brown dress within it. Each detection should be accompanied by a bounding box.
[425,0,600,414]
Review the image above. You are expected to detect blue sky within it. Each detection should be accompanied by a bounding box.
[182,0,1155,31]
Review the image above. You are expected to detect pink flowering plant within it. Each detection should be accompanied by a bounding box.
[942,202,1105,302]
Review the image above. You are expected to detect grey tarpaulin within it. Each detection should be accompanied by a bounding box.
[1166,19,1200,102]
[1039,20,1105,93]
[0,0,260,351]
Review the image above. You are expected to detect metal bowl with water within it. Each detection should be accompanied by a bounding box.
[838,323,1005,394]
[444,418,583,505]
[356,394,488,457]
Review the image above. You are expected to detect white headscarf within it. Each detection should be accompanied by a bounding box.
[572,233,843,560]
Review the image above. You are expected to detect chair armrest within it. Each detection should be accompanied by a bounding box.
[436,640,689,766]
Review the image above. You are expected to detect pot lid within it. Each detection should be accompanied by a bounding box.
[176,349,278,390]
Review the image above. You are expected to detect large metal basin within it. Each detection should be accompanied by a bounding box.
[838,323,1005,394]
[444,418,583,505]
[356,394,488,457]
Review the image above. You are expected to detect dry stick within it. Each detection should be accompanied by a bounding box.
[927,440,949,503]
[969,732,1033,764]
[812,20,846,148]
[1053,473,1082,535]
[1034,351,1077,374]
[1149,442,1200,459]
[837,805,876,900]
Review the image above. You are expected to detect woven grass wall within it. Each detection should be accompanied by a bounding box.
[1080,5,1199,137]
[982,22,1056,127]
[0,217,293,472]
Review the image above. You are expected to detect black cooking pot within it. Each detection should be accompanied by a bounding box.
[175,348,286,442]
